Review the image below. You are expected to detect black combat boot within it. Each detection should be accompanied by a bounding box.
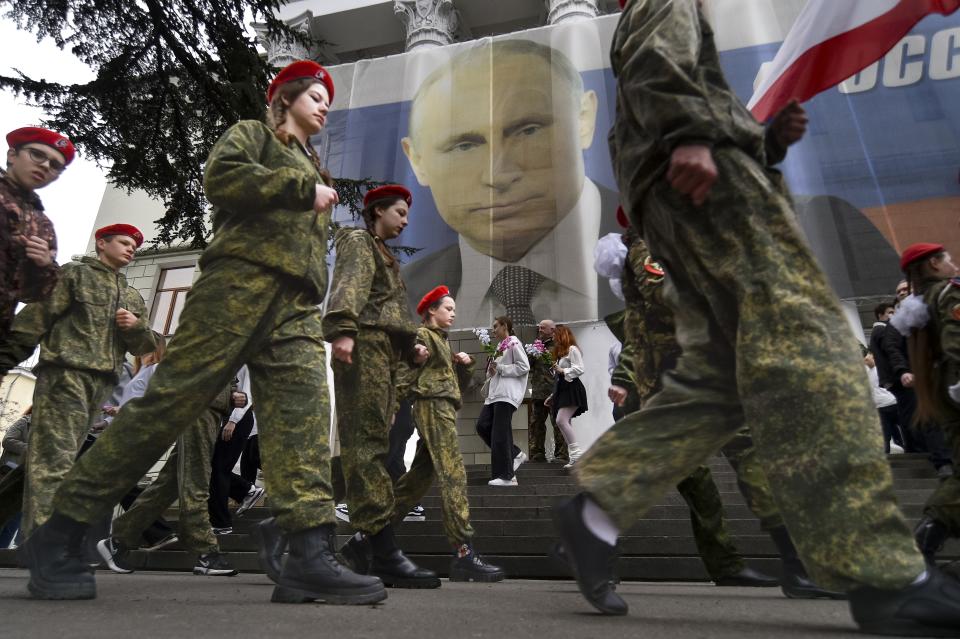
[271,524,386,605]
[21,512,95,600]
[368,524,440,589]
[916,516,951,567]
[769,525,846,599]
[713,566,779,587]
[449,543,506,583]
[552,493,627,615]
[250,516,287,583]
[339,533,373,575]
[850,568,960,636]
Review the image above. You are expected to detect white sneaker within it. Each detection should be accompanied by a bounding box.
[889,443,905,454]
[513,451,527,472]
[488,477,518,487]
[335,503,350,522]
[235,485,265,517]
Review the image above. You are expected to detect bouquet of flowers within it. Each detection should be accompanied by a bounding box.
[473,327,499,356]
[524,339,555,366]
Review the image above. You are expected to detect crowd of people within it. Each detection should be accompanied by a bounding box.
[2,0,960,635]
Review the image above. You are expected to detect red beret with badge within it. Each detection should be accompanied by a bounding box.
[6,127,76,166]
[417,285,451,316]
[96,224,144,248]
[266,60,335,106]
[364,184,413,208]
[900,243,944,272]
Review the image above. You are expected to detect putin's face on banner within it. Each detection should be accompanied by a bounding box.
[402,42,598,263]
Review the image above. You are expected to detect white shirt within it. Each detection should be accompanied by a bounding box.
[230,366,256,437]
[867,365,897,408]
[457,179,602,327]
[484,337,531,408]
[607,343,621,377]
[557,345,585,382]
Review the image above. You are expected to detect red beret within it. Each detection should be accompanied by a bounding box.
[616,206,629,229]
[96,224,144,248]
[364,184,413,208]
[417,285,451,316]
[267,60,335,106]
[6,127,75,166]
[900,243,944,271]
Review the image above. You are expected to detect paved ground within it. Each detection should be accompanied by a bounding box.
[0,569,870,638]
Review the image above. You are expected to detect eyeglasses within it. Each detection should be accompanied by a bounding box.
[22,147,66,173]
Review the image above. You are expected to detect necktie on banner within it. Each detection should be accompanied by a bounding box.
[489,265,546,326]
[747,0,960,122]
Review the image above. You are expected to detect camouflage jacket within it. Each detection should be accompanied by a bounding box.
[923,277,960,417]
[528,336,556,400]
[0,168,60,334]
[400,325,475,409]
[611,228,680,402]
[609,0,783,214]
[202,120,332,302]
[0,256,157,378]
[322,228,418,351]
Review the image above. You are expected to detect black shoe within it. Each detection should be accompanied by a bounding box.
[916,516,951,566]
[449,545,505,583]
[369,525,440,589]
[21,513,96,600]
[271,524,386,605]
[713,566,779,587]
[193,552,238,576]
[768,525,846,599]
[250,517,287,584]
[339,534,373,575]
[96,537,134,574]
[552,493,626,615]
[850,569,960,636]
[530,453,547,463]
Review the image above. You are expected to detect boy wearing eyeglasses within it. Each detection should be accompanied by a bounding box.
[1,127,74,337]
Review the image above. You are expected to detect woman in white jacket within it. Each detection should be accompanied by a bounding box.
[546,325,589,468]
[476,316,530,486]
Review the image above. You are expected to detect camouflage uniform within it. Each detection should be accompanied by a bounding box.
[323,228,419,536]
[528,337,567,461]
[578,0,925,591]
[391,325,475,545]
[50,120,337,536]
[0,256,156,536]
[918,278,960,532]
[111,385,233,555]
[0,168,59,337]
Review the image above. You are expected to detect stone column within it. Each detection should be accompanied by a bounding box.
[394,0,460,51]
[545,0,599,24]
[254,11,314,69]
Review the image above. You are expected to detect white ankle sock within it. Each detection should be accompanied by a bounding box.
[581,497,619,547]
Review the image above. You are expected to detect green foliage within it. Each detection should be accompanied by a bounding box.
[0,0,387,251]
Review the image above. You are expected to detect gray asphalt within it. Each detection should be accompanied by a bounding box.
[0,568,870,638]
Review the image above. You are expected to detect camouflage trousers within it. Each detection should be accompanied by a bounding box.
[23,366,112,537]
[392,398,474,546]
[529,398,568,461]
[112,408,221,555]
[580,147,925,591]
[53,258,335,534]
[676,465,743,580]
[333,328,399,536]
[924,414,960,533]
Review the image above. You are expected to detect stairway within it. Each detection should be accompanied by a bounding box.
[0,454,951,580]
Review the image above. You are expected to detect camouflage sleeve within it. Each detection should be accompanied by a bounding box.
[617,0,721,150]
[938,284,960,393]
[119,289,158,356]
[763,126,787,166]
[1,416,29,457]
[456,358,477,393]
[203,121,316,216]
[611,337,638,390]
[19,211,60,303]
[0,265,75,373]
[322,232,375,341]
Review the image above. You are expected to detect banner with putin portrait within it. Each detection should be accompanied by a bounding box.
[319,8,960,329]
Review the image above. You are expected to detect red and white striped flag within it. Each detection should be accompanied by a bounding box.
[747,0,960,121]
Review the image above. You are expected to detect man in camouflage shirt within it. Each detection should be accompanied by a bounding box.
[0,223,157,538]
[1,127,75,337]
[553,1,959,633]
[528,319,567,462]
